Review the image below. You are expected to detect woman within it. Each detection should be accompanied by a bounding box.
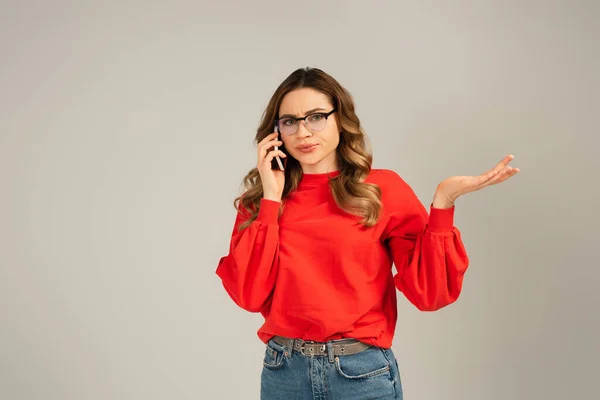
[216,67,518,400]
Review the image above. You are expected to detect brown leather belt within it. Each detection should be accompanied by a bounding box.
[272,335,371,356]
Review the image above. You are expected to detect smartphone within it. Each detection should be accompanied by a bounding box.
[271,124,286,171]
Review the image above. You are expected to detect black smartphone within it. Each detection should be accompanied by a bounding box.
[271,124,286,171]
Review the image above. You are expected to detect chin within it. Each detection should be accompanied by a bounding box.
[292,153,321,165]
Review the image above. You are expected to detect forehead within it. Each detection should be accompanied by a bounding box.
[279,88,332,116]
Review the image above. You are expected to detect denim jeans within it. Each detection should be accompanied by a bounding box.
[261,338,403,399]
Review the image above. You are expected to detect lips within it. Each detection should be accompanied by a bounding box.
[296,144,318,150]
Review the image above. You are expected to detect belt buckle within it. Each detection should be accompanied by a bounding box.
[299,340,326,356]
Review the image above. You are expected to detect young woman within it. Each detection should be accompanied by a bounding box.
[216,67,518,400]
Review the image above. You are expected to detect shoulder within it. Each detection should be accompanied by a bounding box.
[366,168,421,212]
[366,168,412,192]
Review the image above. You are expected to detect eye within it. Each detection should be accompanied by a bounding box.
[281,118,295,126]
[307,114,324,122]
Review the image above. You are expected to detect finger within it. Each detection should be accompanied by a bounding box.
[258,140,283,158]
[492,154,514,171]
[490,166,519,185]
[468,167,507,191]
[259,140,283,152]
[256,132,279,149]
[477,170,505,188]
[257,132,279,147]
[476,154,514,183]
[474,166,517,190]
[265,150,287,161]
[263,150,287,164]
[473,169,500,185]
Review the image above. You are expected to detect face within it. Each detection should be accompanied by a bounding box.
[277,88,340,174]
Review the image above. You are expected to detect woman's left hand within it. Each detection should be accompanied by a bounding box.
[432,154,519,208]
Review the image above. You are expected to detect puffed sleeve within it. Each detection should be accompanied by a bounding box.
[216,198,281,312]
[380,172,470,311]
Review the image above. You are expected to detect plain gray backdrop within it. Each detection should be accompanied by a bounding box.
[1,0,598,399]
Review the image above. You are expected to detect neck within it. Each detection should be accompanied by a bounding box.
[300,154,339,174]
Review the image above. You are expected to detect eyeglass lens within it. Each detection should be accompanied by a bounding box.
[277,113,328,135]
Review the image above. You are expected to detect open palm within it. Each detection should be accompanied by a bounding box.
[436,155,519,204]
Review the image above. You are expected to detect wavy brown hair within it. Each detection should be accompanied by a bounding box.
[235,67,382,230]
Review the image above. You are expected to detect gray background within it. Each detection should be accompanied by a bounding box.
[1,0,598,399]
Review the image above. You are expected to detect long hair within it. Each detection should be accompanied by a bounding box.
[235,67,382,230]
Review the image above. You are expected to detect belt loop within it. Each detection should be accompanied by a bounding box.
[284,338,294,357]
[326,341,335,363]
[276,336,293,357]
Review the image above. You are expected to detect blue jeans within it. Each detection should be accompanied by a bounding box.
[261,338,403,399]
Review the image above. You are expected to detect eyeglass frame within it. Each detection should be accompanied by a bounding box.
[274,108,337,135]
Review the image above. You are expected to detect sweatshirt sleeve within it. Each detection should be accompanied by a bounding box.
[216,198,281,312]
[380,172,470,311]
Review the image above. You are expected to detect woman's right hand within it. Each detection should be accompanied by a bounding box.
[257,132,286,202]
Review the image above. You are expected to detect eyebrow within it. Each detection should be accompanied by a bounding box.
[279,108,328,119]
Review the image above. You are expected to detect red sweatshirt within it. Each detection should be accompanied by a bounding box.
[216,169,469,349]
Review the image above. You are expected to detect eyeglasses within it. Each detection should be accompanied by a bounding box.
[275,108,337,135]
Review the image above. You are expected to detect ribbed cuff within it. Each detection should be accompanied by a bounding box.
[256,198,280,225]
[427,203,455,232]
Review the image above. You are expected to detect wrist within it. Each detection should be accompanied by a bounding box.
[432,192,455,209]
[263,193,282,202]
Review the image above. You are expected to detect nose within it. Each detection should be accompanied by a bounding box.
[296,120,312,138]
